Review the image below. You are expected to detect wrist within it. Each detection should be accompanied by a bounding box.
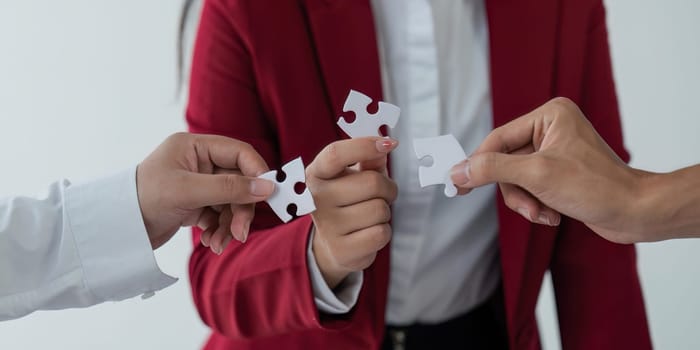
[626,169,661,240]
[312,230,349,289]
[637,166,700,240]
[135,163,166,249]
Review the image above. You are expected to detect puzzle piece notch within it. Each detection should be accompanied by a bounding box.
[258,157,316,223]
[337,90,401,138]
[413,134,467,197]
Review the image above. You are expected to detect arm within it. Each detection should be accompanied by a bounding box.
[451,98,700,243]
[186,0,393,339]
[454,2,651,347]
[0,169,175,321]
[546,3,651,348]
[640,166,700,239]
[0,132,273,321]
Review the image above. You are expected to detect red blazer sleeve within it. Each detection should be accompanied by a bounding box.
[186,0,351,339]
[550,2,652,349]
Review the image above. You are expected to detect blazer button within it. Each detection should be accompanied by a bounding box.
[390,329,406,350]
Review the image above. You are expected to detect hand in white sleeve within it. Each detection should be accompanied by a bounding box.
[0,132,275,320]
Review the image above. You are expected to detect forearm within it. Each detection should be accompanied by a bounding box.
[639,164,700,240]
[0,169,174,321]
[189,217,329,339]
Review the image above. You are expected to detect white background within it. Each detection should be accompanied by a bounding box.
[0,0,698,349]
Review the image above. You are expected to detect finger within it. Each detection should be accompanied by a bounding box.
[195,134,271,177]
[511,143,535,155]
[196,207,220,231]
[450,152,531,189]
[324,199,392,235]
[230,203,254,243]
[456,187,472,196]
[357,154,388,173]
[339,224,392,259]
[500,183,561,226]
[184,173,275,208]
[200,224,217,248]
[472,110,540,155]
[319,170,398,206]
[209,209,233,255]
[309,137,398,180]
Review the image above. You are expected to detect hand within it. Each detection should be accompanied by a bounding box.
[450,97,649,243]
[136,132,275,252]
[306,137,399,288]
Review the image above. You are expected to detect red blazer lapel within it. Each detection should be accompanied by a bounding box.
[303,0,385,125]
[486,0,560,339]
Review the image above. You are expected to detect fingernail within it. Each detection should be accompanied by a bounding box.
[517,208,533,222]
[250,179,275,196]
[451,159,471,186]
[221,236,232,251]
[376,138,398,152]
[537,213,551,226]
[200,234,209,247]
[242,222,250,243]
[211,245,222,255]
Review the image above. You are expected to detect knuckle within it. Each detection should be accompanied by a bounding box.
[368,224,392,249]
[369,199,391,223]
[305,170,322,191]
[166,132,191,148]
[550,96,575,110]
[171,131,190,140]
[549,97,577,117]
[237,141,254,154]
[501,188,520,210]
[379,200,392,223]
[386,179,399,202]
[223,175,246,197]
[472,153,495,181]
[324,143,341,167]
[356,253,378,271]
[365,171,385,193]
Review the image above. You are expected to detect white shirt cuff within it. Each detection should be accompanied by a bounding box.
[306,227,362,314]
[64,166,177,303]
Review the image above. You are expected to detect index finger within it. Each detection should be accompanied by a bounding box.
[309,137,398,179]
[196,134,270,177]
[472,109,539,155]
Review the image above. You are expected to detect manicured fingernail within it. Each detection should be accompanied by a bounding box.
[376,138,398,152]
[451,159,471,186]
[250,179,275,196]
[200,235,210,247]
[211,245,221,255]
[517,208,533,222]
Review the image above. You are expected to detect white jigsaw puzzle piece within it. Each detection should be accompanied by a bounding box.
[337,89,401,138]
[413,134,467,198]
[258,157,316,223]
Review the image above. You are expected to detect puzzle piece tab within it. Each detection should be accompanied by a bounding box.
[258,157,316,223]
[338,90,401,138]
[413,134,467,197]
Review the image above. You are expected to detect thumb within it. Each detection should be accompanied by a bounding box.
[450,152,533,190]
[182,172,275,209]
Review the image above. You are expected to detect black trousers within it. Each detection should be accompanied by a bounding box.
[382,286,509,350]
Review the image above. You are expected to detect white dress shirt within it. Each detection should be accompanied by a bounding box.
[0,167,176,321]
[309,0,501,324]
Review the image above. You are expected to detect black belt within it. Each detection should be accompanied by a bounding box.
[382,286,509,350]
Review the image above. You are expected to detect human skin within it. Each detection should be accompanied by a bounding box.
[451,97,700,244]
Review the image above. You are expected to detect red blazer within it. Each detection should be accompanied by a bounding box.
[186,0,652,349]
